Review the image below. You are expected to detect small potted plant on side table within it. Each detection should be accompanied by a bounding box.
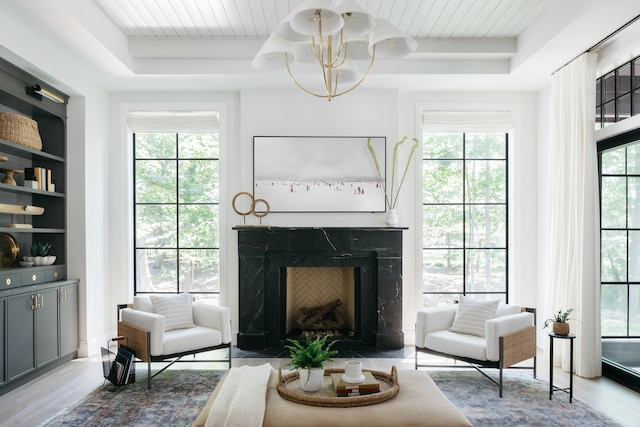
[285,334,338,392]
[543,308,574,335]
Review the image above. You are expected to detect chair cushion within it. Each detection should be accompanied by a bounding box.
[161,325,223,356]
[133,295,154,313]
[150,293,195,331]
[495,304,521,318]
[424,330,488,361]
[449,297,499,337]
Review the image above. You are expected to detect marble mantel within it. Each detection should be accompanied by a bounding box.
[233,226,405,350]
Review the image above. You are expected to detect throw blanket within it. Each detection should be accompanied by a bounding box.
[205,363,273,427]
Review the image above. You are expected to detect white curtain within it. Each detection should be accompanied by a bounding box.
[546,53,601,377]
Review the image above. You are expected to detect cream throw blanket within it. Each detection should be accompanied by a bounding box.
[205,363,273,427]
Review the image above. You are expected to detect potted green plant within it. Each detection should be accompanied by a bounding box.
[543,308,574,335]
[24,242,55,266]
[285,334,338,392]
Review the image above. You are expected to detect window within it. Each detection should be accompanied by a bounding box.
[598,130,640,391]
[132,119,220,304]
[599,137,640,338]
[421,131,508,307]
[596,56,640,128]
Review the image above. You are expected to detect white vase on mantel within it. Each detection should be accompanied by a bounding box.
[385,208,399,227]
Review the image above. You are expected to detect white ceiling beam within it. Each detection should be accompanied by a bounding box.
[128,37,516,60]
[132,57,510,76]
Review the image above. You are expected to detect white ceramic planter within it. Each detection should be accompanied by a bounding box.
[299,367,324,392]
[23,255,56,265]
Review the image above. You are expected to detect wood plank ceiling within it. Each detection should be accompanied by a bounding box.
[93,0,556,40]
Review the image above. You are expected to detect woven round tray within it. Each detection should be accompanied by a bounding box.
[277,365,399,407]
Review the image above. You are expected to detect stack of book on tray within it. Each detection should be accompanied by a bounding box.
[331,371,380,397]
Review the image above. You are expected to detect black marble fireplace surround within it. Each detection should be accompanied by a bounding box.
[234,227,405,350]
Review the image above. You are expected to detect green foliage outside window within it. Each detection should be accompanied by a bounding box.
[134,132,220,301]
[422,132,508,307]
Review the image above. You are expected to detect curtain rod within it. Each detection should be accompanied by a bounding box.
[552,13,640,75]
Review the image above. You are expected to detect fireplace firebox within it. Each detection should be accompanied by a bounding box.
[234,227,405,350]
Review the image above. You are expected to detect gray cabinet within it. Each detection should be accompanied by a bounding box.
[59,282,78,356]
[36,287,59,367]
[7,291,36,381]
[5,282,76,383]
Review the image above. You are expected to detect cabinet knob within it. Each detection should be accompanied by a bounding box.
[54,272,58,278]
[5,278,10,285]
[32,274,37,281]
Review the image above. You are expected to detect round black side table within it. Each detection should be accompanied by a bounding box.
[548,332,576,403]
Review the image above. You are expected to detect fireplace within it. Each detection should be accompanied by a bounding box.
[234,227,404,350]
[285,266,356,338]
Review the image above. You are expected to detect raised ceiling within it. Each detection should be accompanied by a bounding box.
[93,0,554,39]
[4,0,640,93]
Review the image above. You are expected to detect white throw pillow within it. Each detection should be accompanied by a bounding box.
[449,297,500,337]
[149,293,195,331]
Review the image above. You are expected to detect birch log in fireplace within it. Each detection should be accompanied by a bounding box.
[234,226,405,350]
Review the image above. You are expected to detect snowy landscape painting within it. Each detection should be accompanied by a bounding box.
[253,136,386,212]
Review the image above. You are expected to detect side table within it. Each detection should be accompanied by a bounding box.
[548,332,576,403]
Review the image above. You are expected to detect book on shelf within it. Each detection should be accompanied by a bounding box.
[25,167,54,191]
[331,371,380,395]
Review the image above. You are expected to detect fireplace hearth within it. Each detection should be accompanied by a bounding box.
[234,227,405,350]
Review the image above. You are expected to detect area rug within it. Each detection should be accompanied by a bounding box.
[428,370,621,427]
[45,368,620,427]
[44,369,225,427]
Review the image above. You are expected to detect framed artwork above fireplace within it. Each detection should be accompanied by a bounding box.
[253,136,386,212]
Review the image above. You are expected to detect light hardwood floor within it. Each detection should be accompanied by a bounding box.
[0,348,638,427]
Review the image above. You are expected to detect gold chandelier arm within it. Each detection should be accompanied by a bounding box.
[332,45,377,98]
[284,45,378,102]
[284,53,329,99]
[311,36,325,65]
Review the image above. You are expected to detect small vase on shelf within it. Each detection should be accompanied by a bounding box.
[385,208,398,227]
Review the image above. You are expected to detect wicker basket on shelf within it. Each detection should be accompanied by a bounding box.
[0,112,43,150]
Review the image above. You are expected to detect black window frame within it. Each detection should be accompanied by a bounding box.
[421,131,509,305]
[133,132,220,301]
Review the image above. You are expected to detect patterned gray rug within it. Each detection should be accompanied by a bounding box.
[45,368,620,426]
[44,369,225,426]
[428,370,621,427]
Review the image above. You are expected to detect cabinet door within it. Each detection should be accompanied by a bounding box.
[0,297,5,386]
[59,282,78,356]
[36,288,59,367]
[7,292,36,381]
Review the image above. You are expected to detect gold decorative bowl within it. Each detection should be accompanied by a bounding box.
[0,233,19,267]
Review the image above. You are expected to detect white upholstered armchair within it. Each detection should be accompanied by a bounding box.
[117,294,232,388]
[415,297,536,397]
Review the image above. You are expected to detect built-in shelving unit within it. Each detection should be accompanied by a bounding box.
[0,57,78,396]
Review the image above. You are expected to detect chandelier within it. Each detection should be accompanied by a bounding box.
[252,0,417,101]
